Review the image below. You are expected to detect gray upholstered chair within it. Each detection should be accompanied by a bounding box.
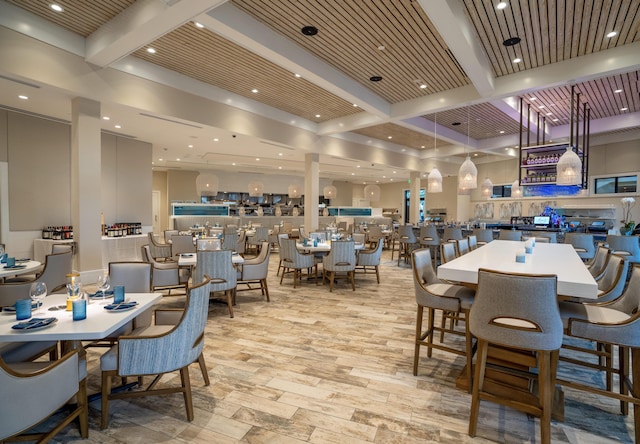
[100,277,211,429]
[419,225,440,265]
[397,225,419,266]
[194,250,237,318]
[247,227,270,255]
[108,261,153,329]
[440,242,457,264]
[224,226,238,235]
[411,248,475,388]
[237,241,270,301]
[456,238,470,256]
[197,238,221,251]
[565,232,595,260]
[276,233,289,277]
[351,233,366,245]
[170,234,196,256]
[309,231,328,242]
[141,245,187,294]
[367,225,384,246]
[498,230,523,241]
[322,241,357,292]
[222,233,238,252]
[279,238,317,288]
[0,351,88,442]
[356,239,384,284]
[51,243,73,254]
[594,253,628,302]
[236,230,247,255]
[588,245,610,280]
[164,229,179,244]
[468,269,563,444]
[147,232,173,262]
[606,234,640,264]
[536,232,557,243]
[472,228,494,245]
[558,264,640,442]
[467,234,478,250]
[442,227,463,242]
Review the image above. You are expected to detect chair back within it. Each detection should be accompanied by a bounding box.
[589,246,610,278]
[236,230,246,254]
[323,241,356,272]
[565,233,595,260]
[282,222,293,235]
[197,238,221,251]
[164,230,179,243]
[398,225,417,244]
[411,249,465,313]
[471,269,563,351]
[473,228,494,244]
[419,225,440,247]
[357,238,383,266]
[607,264,640,315]
[456,238,470,256]
[147,232,172,259]
[241,242,271,281]
[224,226,237,235]
[606,234,640,263]
[222,234,238,251]
[597,254,629,302]
[337,221,347,231]
[440,242,457,263]
[498,230,523,241]
[309,232,327,242]
[170,234,196,255]
[39,251,73,293]
[194,250,236,292]
[468,235,478,250]
[351,233,366,244]
[367,225,384,243]
[411,248,439,287]
[537,232,557,243]
[443,227,463,242]
[51,244,73,254]
[117,277,211,376]
[108,262,152,293]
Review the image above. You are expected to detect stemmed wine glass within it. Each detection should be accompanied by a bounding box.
[29,282,47,315]
[96,274,111,303]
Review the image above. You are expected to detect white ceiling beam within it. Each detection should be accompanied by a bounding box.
[550,111,640,140]
[417,0,495,97]
[85,0,226,66]
[316,112,386,136]
[199,2,390,118]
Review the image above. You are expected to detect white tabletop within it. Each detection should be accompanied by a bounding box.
[0,260,41,279]
[296,241,365,253]
[437,240,598,299]
[177,252,245,267]
[0,292,162,342]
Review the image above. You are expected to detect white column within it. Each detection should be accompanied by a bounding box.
[410,171,421,225]
[71,97,103,278]
[304,153,319,231]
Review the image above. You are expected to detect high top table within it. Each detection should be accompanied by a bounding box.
[437,240,597,299]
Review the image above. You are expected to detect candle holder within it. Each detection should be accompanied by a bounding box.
[66,273,81,311]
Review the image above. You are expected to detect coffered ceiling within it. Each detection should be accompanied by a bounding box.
[0,0,638,184]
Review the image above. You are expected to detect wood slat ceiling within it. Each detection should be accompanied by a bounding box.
[5,0,135,37]
[232,0,470,104]
[132,24,360,122]
[424,103,523,140]
[352,122,438,151]
[463,0,640,77]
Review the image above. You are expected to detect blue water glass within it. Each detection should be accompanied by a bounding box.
[313,238,318,247]
[15,299,32,320]
[525,246,533,254]
[6,257,15,267]
[113,286,125,303]
[0,253,6,263]
[72,298,86,321]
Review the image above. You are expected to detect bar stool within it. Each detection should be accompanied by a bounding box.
[397,225,419,266]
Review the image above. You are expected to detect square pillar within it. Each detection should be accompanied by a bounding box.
[304,153,319,231]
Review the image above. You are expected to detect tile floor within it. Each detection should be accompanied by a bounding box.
[35,248,636,442]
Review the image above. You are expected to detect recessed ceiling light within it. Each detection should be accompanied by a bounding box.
[496,2,507,9]
[114,124,121,129]
[473,153,478,157]
[18,95,28,100]
[621,107,628,111]
[420,84,427,89]
[383,176,386,179]
[301,26,318,36]
[294,73,301,78]
[315,114,321,118]
[352,103,358,107]
[390,178,394,182]
[505,148,509,150]
[176,158,180,161]
[255,158,260,161]
[278,166,282,169]
[102,116,110,120]
[278,153,283,156]
[530,97,537,101]
[376,180,380,183]
[503,36,521,46]
[378,45,385,50]
[213,138,219,142]
[387,136,392,139]
[232,162,236,166]
[370,76,383,82]
[356,165,360,168]
[351,173,355,176]
[188,144,193,148]
[513,57,521,63]
[393,171,397,174]
[50,3,63,12]
[146,47,156,54]
[546,112,552,116]
[194,22,204,28]
[251,88,258,93]
[401,148,406,152]
[552,118,559,122]
[606,31,617,38]
[538,105,546,109]
[614,89,623,93]
[159,158,163,162]
[499,130,505,134]
[420,145,425,149]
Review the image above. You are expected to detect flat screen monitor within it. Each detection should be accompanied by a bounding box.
[533,216,550,226]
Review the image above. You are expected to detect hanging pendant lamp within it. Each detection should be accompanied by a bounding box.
[481,177,493,198]
[323,185,337,200]
[511,179,522,197]
[556,147,582,185]
[364,184,381,201]
[195,173,219,197]
[458,107,477,194]
[428,113,443,193]
[248,181,264,197]
[288,184,301,198]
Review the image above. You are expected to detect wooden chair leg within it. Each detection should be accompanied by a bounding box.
[350,271,355,291]
[78,378,89,438]
[632,348,640,444]
[426,308,435,358]
[198,353,210,386]
[375,265,380,284]
[539,350,553,444]
[262,278,270,301]
[101,371,113,429]
[329,271,335,292]
[414,305,424,376]
[226,290,234,318]
[180,366,194,421]
[469,340,488,437]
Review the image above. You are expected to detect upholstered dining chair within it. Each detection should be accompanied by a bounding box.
[472,228,494,246]
[279,238,317,288]
[558,264,640,442]
[170,234,196,256]
[587,245,610,280]
[51,243,73,254]
[411,248,475,389]
[593,253,628,302]
[100,277,211,429]
[147,232,173,262]
[397,225,419,266]
[468,269,563,444]
[193,250,237,318]
[222,233,239,252]
[276,233,289,277]
[164,229,179,244]
[564,232,596,260]
[440,242,458,264]
[322,240,357,292]
[442,227,463,242]
[467,235,478,251]
[498,230,523,241]
[0,350,88,442]
[141,245,188,294]
[367,225,384,247]
[236,230,247,255]
[247,227,270,255]
[606,234,640,264]
[456,238,470,256]
[351,233,366,245]
[419,225,441,265]
[356,239,384,284]
[237,241,271,301]
[536,232,557,243]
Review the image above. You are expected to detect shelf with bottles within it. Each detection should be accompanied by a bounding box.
[520,171,557,185]
[521,152,561,167]
[42,226,73,240]
[103,222,142,237]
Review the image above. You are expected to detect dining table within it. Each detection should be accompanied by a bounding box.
[0,260,42,281]
[437,240,598,299]
[177,252,245,267]
[296,241,366,253]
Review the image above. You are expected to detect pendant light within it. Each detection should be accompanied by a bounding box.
[427,112,443,193]
[511,179,522,197]
[364,184,381,201]
[248,181,264,197]
[481,177,493,197]
[195,173,219,197]
[556,85,583,186]
[323,185,337,200]
[458,107,477,194]
[288,184,301,198]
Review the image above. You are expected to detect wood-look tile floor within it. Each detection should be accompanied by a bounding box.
[42,248,634,443]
